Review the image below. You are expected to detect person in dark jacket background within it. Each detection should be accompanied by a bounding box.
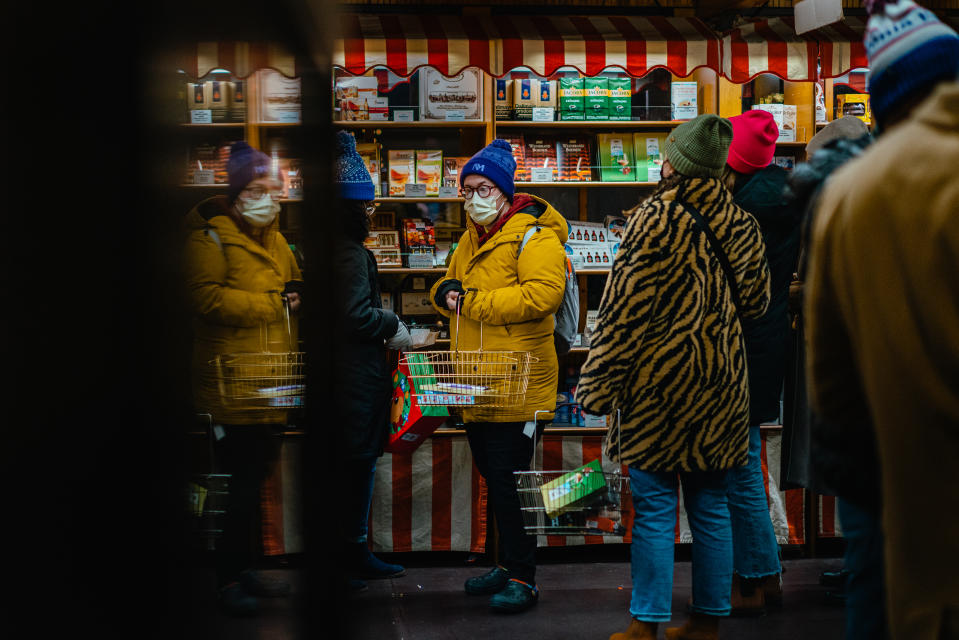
[333,131,412,590]
[720,109,801,616]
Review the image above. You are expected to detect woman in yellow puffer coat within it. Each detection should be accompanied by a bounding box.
[183,141,302,616]
[429,139,567,614]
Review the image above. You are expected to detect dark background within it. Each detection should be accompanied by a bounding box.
[8,1,338,637]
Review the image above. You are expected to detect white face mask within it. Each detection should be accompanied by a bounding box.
[238,194,280,228]
[465,193,503,227]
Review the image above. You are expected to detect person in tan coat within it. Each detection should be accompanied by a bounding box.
[806,76,959,640]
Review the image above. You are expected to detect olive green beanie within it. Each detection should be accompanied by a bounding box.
[664,113,734,178]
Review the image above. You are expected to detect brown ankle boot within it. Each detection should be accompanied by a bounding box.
[762,573,783,608]
[609,618,658,640]
[664,612,720,640]
[730,573,765,617]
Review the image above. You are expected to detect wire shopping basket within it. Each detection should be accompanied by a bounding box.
[212,300,305,410]
[397,295,536,409]
[515,410,631,536]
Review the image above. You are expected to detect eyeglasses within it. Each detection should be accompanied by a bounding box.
[461,184,498,199]
[240,186,283,201]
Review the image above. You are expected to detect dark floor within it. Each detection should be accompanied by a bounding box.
[188,550,848,639]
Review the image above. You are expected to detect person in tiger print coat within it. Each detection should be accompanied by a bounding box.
[577,114,771,640]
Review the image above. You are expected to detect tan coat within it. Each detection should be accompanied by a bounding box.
[806,80,959,640]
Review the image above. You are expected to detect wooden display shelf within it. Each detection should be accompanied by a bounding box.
[495,120,680,128]
[180,183,227,188]
[254,121,301,127]
[775,141,809,148]
[576,268,611,275]
[378,267,448,274]
[519,181,657,188]
[180,122,245,128]
[377,197,464,203]
[335,120,487,129]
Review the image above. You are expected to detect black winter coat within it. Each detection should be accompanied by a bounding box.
[733,165,801,425]
[333,237,399,459]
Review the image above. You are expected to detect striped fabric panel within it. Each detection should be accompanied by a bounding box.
[177,41,298,79]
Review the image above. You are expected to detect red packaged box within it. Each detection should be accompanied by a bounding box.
[387,356,450,455]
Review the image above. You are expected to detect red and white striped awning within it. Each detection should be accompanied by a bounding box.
[720,17,820,83]
[810,16,869,79]
[333,14,721,79]
[174,41,300,79]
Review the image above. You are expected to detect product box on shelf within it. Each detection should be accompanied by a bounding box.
[537,80,557,111]
[608,78,632,120]
[836,94,872,126]
[495,78,513,120]
[632,133,667,182]
[419,68,483,121]
[670,81,698,120]
[605,215,627,244]
[187,82,210,111]
[585,77,609,121]
[387,355,450,455]
[815,81,828,124]
[556,137,593,182]
[597,133,634,182]
[773,156,795,170]
[540,459,608,518]
[335,76,378,121]
[402,218,436,268]
[559,77,585,119]
[416,150,443,196]
[566,221,613,269]
[258,69,301,123]
[442,156,470,189]
[365,230,403,266]
[388,150,416,196]
[208,80,231,122]
[401,291,435,316]
[512,78,538,121]
[524,135,558,182]
[229,79,247,122]
[583,309,600,346]
[356,142,381,197]
[751,104,796,142]
[498,134,529,182]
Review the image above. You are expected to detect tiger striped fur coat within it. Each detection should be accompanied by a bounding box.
[576,176,770,472]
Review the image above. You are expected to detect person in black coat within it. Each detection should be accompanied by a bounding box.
[720,110,802,615]
[333,131,412,590]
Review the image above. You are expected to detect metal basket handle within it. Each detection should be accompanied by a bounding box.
[453,291,485,354]
[258,296,296,352]
[530,408,623,472]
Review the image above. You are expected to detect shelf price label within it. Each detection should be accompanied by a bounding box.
[532,107,555,122]
[190,109,212,124]
[444,111,466,121]
[394,110,414,122]
[193,170,215,185]
[404,183,427,198]
[530,167,554,182]
[438,186,459,199]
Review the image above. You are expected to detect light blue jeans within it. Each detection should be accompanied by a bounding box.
[628,467,733,622]
[727,426,782,578]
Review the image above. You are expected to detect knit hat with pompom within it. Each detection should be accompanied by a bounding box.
[335,130,375,201]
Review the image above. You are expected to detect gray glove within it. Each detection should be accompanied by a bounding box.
[385,320,413,350]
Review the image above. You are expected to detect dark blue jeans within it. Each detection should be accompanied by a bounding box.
[727,426,781,578]
[345,455,378,544]
[838,498,889,640]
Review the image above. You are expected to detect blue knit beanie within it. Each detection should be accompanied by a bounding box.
[335,130,375,201]
[864,0,959,126]
[460,139,517,200]
[227,141,271,203]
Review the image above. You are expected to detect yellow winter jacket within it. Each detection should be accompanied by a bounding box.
[184,196,302,425]
[429,194,568,423]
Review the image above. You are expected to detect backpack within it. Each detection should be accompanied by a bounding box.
[518,226,580,356]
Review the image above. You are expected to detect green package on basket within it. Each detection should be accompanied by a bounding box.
[540,459,607,518]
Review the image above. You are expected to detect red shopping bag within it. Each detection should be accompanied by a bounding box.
[386,355,449,455]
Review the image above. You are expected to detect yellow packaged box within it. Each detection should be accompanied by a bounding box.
[837,94,872,126]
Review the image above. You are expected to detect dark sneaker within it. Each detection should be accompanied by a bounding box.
[349,578,369,593]
[239,569,291,597]
[464,566,509,596]
[351,543,407,579]
[218,582,258,617]
[489,579,539,613]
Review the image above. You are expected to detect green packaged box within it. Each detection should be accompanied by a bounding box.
[632,133,667,182]
[597,133,634,182]
[540,459,607,518]
[560,111,585,121]
[585,77,609,120]
[559,77,585,115]
[608,77,632,120]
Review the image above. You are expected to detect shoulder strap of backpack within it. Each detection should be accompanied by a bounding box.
[517,226,540,258]
[681,201,744,318]
[206,227,223,251]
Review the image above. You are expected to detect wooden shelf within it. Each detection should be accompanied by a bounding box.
[377,197,464,203]
[378,267,448,274]
[335,120,486,129]
[495,120,680,128]
[776,141,809,148]
[519,181,657,188]
[180,122,245,128]
[255,122,301,127]
[576,269,611,275]
[180,183,227,188]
